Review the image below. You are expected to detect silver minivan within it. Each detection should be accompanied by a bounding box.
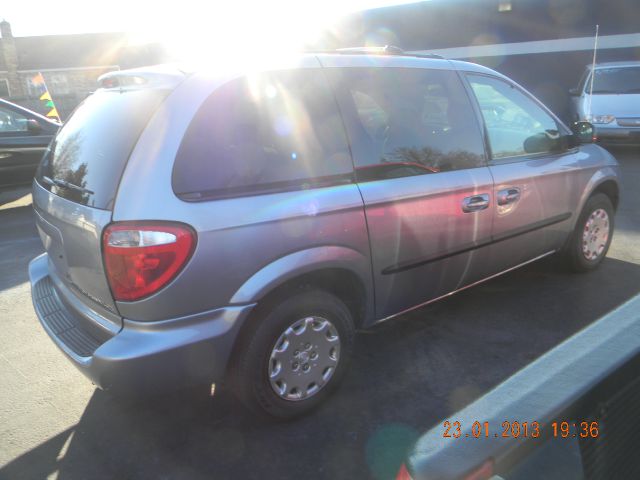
[570,61,640,145]
[29,50,620,418]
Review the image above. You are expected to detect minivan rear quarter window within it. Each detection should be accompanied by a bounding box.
[36,88,168,209]
[172,69,352,199]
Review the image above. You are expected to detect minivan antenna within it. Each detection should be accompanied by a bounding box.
[586,24,599,119]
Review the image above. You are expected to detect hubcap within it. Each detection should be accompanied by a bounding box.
[582,208,610,261]
[268,316,340,401]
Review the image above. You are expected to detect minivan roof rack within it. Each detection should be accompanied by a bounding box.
[336,45,405,55]
[310,45,444,59]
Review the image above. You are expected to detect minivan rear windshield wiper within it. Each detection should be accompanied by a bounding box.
[42,176,95,195]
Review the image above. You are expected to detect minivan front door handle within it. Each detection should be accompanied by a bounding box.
[497,188,521,206]
[462,194,490,213]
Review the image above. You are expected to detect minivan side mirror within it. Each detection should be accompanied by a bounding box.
[26,119,43,134]
[571,121,595,144]
[569,88,580,97]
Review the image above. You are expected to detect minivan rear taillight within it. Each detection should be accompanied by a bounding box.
[103,223,196,301]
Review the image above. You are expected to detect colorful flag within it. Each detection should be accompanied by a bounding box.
[31,72,61,122]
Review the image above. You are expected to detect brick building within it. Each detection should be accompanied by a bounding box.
[0,20,167,119]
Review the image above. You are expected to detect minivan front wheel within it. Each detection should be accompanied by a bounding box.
[230,288,355,419]
[563,193,614,272]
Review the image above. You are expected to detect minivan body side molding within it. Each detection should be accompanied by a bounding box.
[382,213,571,275]
[377,250,556,324]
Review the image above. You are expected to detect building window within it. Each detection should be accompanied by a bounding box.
[25,73,71,97]
[0,79,9,98]
[48,74,71,95]
[498,1,513,12]
[26,76,42,97]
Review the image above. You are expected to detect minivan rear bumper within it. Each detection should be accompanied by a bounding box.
[29,253,255,394]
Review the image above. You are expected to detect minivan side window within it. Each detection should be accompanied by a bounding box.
[468,75,562,161]
[329,68,486,182]
[577,69,590,93]
[173,69,352,199]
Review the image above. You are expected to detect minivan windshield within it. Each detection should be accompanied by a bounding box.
[589,66,640,94]
[36,88,169,210]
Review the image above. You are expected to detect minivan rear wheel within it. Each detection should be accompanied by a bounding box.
[230,288,355,419]
[562,193,614,272]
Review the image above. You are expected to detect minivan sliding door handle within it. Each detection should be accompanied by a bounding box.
[462,194,490,213]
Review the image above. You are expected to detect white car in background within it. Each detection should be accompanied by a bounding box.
[570,61,640,145]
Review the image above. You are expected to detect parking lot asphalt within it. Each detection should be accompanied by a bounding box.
[1,148,639,480]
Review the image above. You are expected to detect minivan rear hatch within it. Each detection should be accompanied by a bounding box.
[33,71,179,325]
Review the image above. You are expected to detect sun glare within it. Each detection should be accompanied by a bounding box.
[5,0,419,68]
[157,3,343,66]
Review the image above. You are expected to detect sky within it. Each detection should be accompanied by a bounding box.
[2,0,423,63]
[2,1,420,37]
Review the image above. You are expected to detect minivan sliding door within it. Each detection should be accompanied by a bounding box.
[325,63,494,319]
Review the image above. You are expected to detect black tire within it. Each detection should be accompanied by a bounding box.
[229,287,355,419]
[562,193,615,273]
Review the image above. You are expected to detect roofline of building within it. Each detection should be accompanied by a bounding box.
[3,31,129,41]
[411,32,640,59]
[0,65,120,74]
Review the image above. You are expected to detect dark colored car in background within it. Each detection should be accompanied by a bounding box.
[0,99,60,189]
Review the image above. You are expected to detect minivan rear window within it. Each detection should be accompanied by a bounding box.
[172,69,352,199]
[36,88,168,210]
